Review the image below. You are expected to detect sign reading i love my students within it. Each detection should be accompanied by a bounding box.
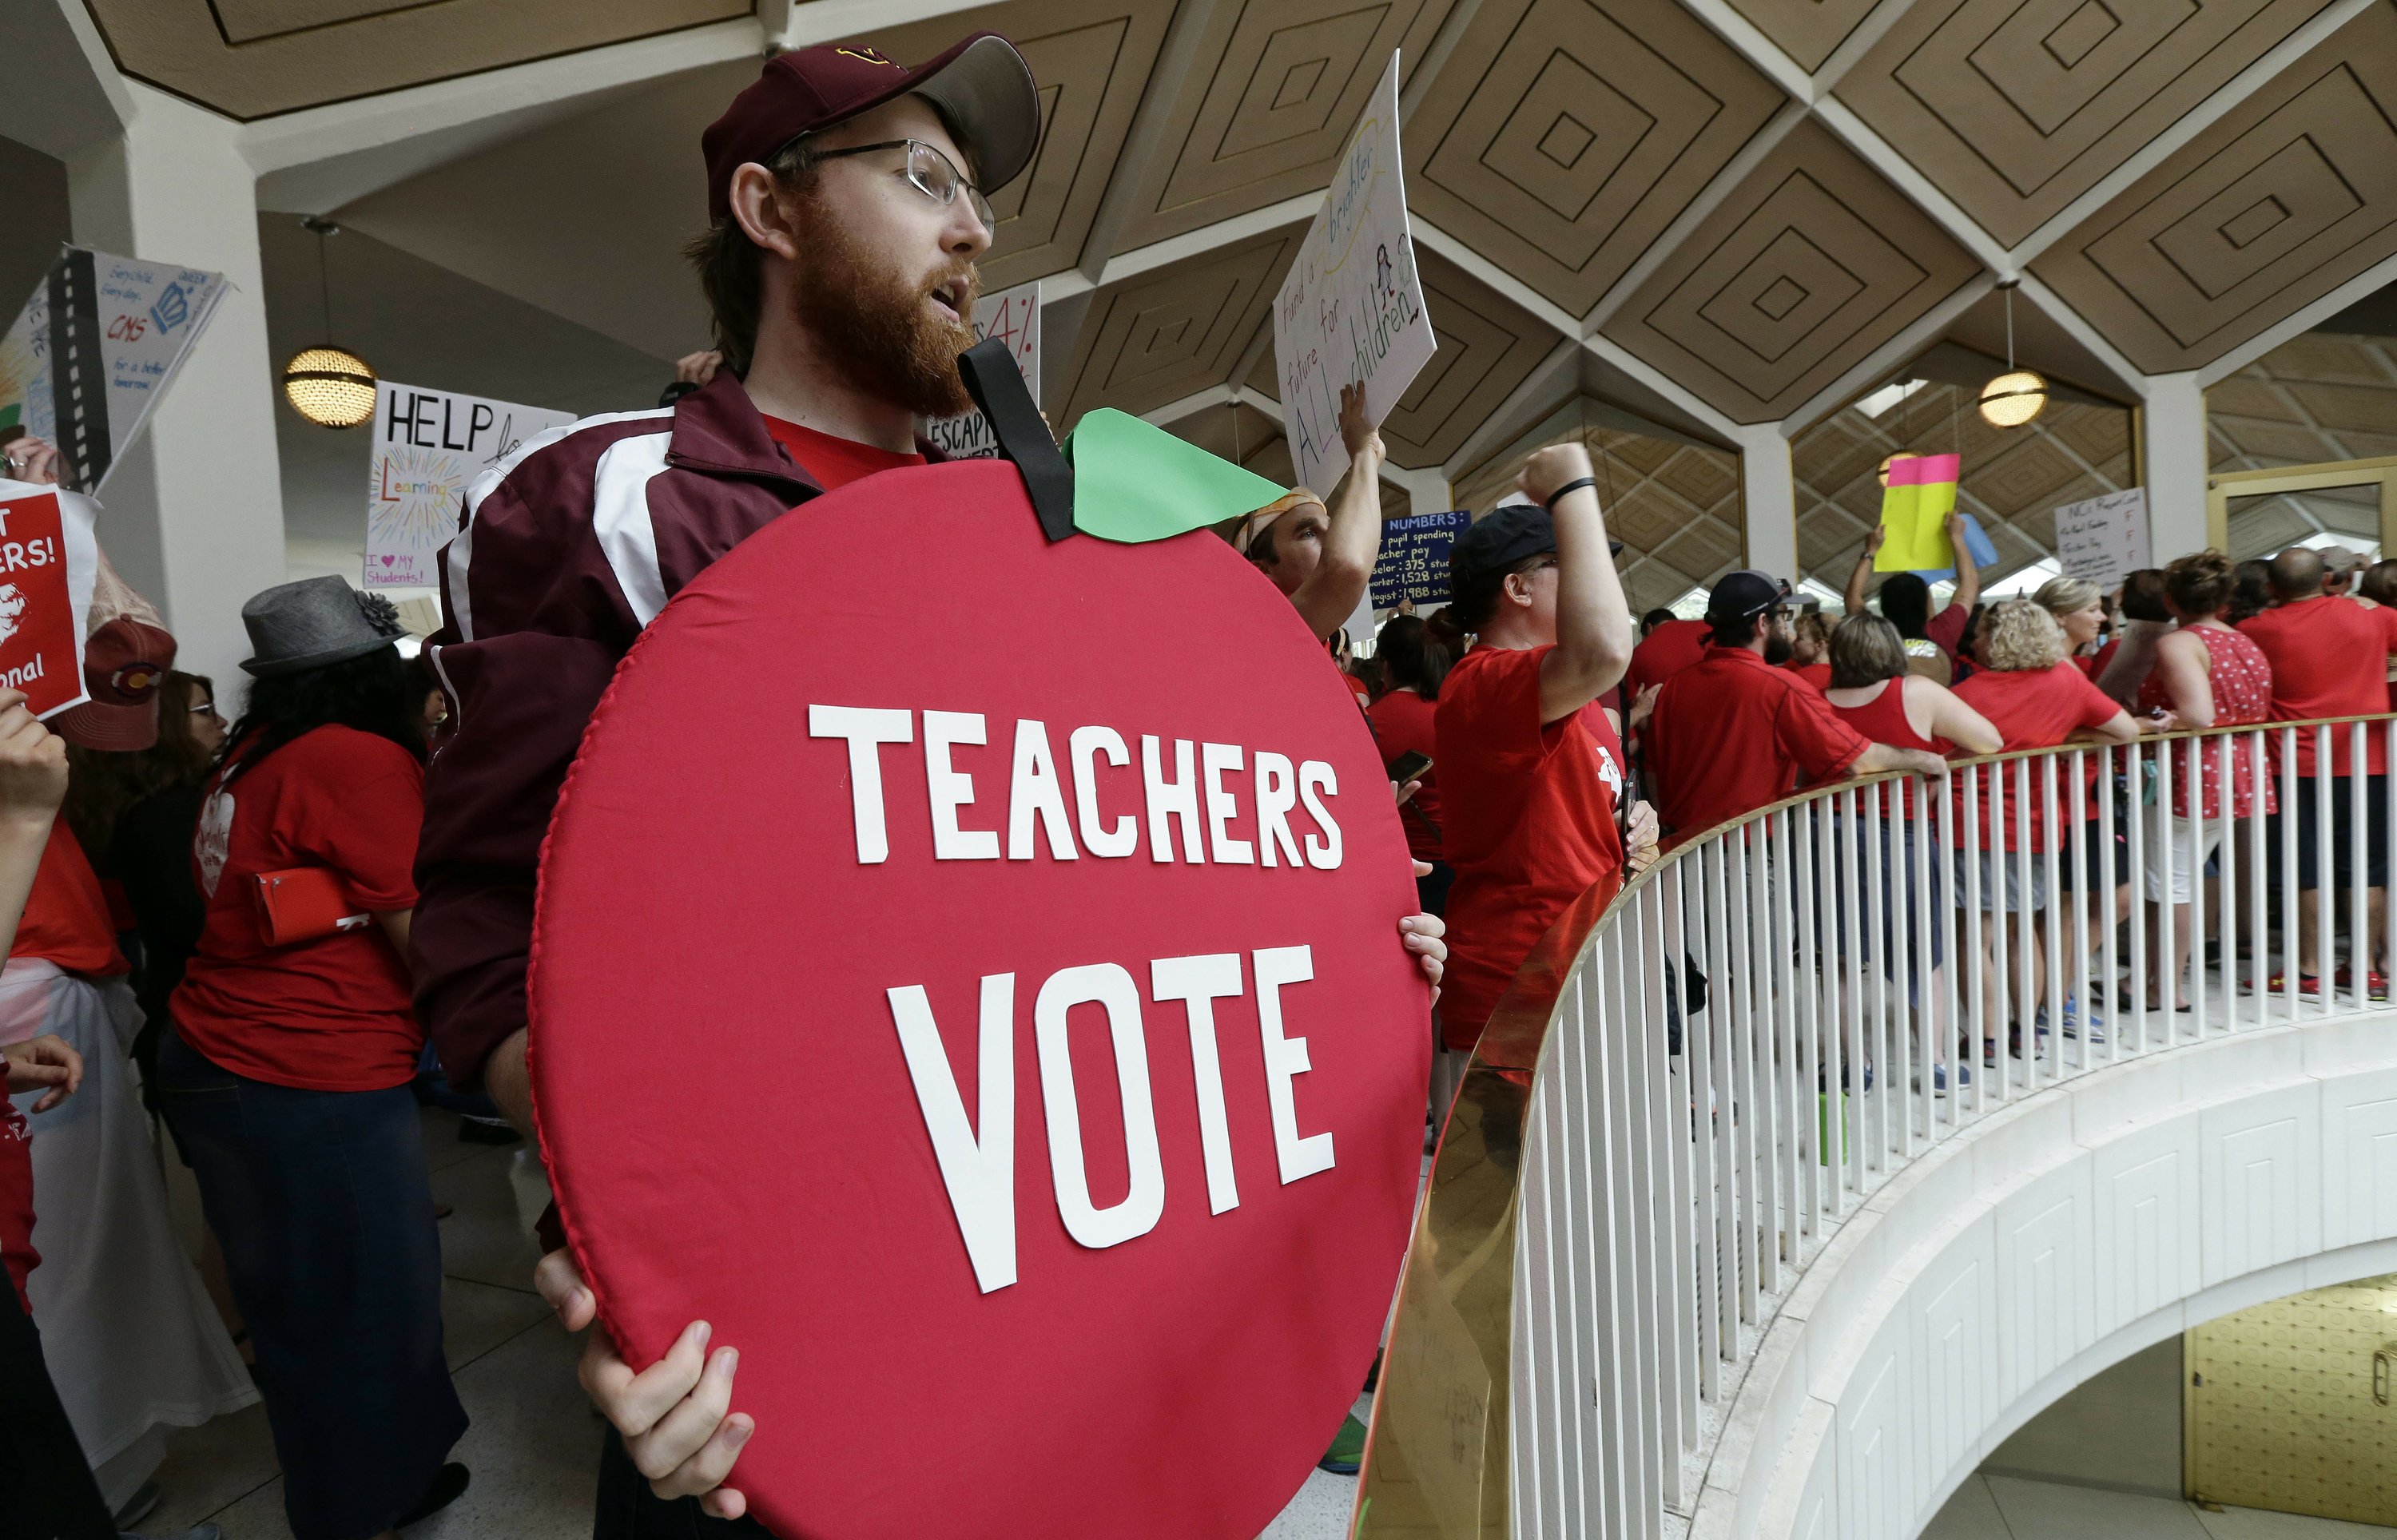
[530,444,1429,1539]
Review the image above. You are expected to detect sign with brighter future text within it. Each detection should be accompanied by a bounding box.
[1272,52,1435,500]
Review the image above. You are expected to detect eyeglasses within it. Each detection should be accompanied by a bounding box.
[190,701,221,718]
[813,138,995,231]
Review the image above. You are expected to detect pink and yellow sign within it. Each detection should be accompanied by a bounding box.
[1874,453,1960,573]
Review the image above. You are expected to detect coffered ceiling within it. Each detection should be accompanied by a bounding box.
[62,0,2397,536]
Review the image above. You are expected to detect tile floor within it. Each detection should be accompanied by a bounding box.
[1926,1474,2397,1538]
[133,1105,1363,1540]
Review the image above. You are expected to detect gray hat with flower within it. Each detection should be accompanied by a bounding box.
[238,575,407,677]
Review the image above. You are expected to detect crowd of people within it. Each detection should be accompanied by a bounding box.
[1,23,2392,1540]
[1350,504,2397,1095]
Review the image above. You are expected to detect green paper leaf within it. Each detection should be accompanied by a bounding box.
[1064,408,1290,544]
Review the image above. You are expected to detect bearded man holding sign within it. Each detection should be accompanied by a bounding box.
[413,35,1448,1540]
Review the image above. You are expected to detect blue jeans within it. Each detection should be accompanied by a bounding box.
[157,1030,466,1540]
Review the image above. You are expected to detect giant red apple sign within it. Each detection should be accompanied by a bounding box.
[531,459,1430,1540]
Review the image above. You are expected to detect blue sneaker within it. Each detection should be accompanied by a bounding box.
[2058,994,2108,1044]
[1930,1062,1970,1095]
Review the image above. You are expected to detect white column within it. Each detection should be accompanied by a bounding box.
[1737,425,1799,581]
[2141,371,2210,562]
[66,83,288,689]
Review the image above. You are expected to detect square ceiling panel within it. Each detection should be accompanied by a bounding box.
[1104,0,1456,252]
[1834,0,2335,248]
[1722,0,1884,72]
[1373,249,1559,470]
[82,0,744,117]
[1054,227,1302,427]
[1600,121,1980,423]
[862,0,1176,291]
[1403,0,1784,316]
[2033,6,2397,372]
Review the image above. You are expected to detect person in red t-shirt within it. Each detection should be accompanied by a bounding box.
[1645,572,1946,848]
[2035,576,2107,677]
[2238,545,2397,990]
[1783,609,1833,692]
[1368,615,1455,912]
[1622,613,1709,701]
[1436,443,1656,1073]
[157,578,468,1540]
[416,42,1453,1518]
[1844,510,1981,667]
[0,682,134,1539]
[1951,600,2142,1052]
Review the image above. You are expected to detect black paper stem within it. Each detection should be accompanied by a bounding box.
[956,337,1075,543]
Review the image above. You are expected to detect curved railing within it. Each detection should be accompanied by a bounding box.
[1353,713,2397,1539]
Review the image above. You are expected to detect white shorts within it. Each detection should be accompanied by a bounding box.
[2141,808,2222,905]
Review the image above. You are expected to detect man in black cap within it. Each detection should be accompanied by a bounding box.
[1644,570,1946,846]
[411,34,1449,1531]
[1432,442,1656,1060]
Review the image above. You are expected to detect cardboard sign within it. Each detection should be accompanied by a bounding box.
[2053,487,2149,590]
[0,248,229,492]
[1368,509,1472,611]
[367,382,574,589]
[922,281,1041,460]
[1271,52,1436,499]
[0,483,100,718]
[1874,453,1961,572]
[529,461,1428,1540]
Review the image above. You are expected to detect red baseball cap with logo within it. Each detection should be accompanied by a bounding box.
[702,34,1042,221]
[55,617,177,751]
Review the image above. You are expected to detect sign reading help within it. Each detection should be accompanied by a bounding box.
[922,281,1042,460]
[0,485,99,717]
[1368,509,1472,612]
[530,461,1429,1540]
[367,382,574,589]
[2053,488,2149,590]
[1271,51,1436,500]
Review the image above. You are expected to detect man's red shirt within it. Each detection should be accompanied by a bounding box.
[1624,617,1710,698]
[2238,595,2397,776]
[1434,645,1627,1048]
[1645,645,1869,846]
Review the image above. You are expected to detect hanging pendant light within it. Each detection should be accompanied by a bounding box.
[1978,278,2047,429]
[283,217,377,429]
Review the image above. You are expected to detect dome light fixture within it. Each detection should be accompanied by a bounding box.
[282,217,377,428]
[1977,278,2047,430]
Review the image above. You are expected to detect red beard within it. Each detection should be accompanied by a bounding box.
[792,208,980,419]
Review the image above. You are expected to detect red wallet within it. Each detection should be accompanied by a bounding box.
[252,867,371,947]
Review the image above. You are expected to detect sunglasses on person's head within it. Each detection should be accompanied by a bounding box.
[813,137,996,230]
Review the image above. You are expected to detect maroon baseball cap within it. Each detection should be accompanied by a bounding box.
[702,34,1041,222]
[55,617,177,752]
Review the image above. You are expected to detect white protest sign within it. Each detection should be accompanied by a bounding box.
[1272,52,1435,499]
[2053,487,2149,590]
[367,382,574,589]
[0,248,229,493]
[923,281,1041,459]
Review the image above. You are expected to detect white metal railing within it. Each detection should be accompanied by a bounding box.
[1355,715,2397,1538]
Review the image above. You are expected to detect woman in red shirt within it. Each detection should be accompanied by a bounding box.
[1823,617,2001,1090]
[2138,551,2275,1009]
[2036,576,2107,675]
[1367,616,1453,913]
[1953,600,2142,1058]
[156,578,467,1540]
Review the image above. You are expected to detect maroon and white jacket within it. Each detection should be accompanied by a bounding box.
[415,369,869,1088]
